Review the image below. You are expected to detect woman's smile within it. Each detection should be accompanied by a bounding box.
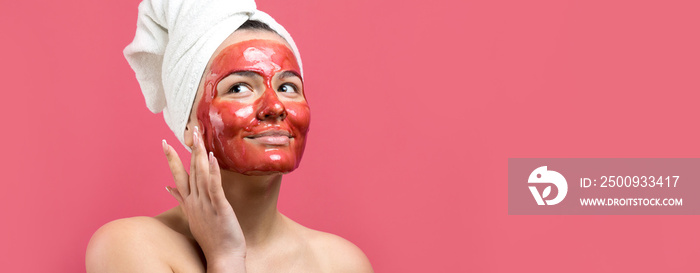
[245,129,293,146]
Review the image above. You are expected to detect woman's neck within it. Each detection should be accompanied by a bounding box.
[219,170,284,249]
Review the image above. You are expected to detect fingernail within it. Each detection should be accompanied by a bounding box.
[192,129,198,149]
[195,126,202,145]
[165,186,171,193]
[162,139,168,154]
[209,151,214,164]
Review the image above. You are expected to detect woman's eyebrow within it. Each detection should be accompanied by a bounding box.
[230,71,262,79]
[278,71,301,80]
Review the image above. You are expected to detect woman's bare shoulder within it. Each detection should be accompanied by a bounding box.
[290,219,374,273]
[86,210,201,273]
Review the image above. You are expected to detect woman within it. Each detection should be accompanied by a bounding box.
[86,1,373,272]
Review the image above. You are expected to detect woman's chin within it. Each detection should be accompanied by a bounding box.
[236,164,298,176]
[239,170,289,176]
[226,158,300,176]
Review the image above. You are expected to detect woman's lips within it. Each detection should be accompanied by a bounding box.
[245,130,292,146]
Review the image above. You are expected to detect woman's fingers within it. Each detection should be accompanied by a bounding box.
[193,126,212,201]
[166,125,216,204]
[163,139,190,196]
[209,154,228,208]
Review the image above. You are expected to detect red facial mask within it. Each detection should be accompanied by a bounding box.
[197,39,310,175]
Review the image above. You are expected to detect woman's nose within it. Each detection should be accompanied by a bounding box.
[256,89,287,121]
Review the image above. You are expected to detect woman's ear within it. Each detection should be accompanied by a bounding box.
[183,118,198,148]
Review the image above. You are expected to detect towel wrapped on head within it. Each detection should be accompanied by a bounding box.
[124,0,303,148]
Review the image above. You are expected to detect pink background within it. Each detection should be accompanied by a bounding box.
[1,0,699,272]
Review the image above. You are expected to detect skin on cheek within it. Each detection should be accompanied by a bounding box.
[196,39,310,175]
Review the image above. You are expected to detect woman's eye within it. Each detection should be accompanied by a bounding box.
[228,84,252,94]
[278,83,298,93]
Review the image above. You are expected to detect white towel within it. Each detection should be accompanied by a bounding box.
[124,0,303,148]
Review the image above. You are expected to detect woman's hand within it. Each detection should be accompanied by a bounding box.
[162,126,247,271]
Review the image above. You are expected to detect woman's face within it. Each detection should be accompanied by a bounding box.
[194,31,309,175]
